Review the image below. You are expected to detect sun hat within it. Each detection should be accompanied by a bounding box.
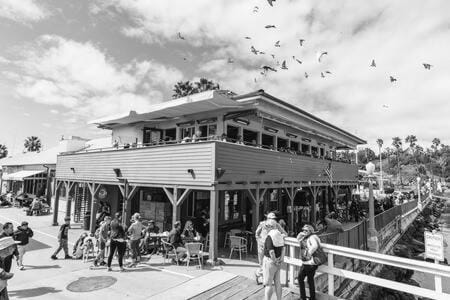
[266,212,277,220]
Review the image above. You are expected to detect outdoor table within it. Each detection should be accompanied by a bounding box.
[149,233,168,254]
[236,230,254,251]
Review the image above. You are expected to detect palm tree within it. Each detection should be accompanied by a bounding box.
[0,144,7,159]
[431,138,441,156]
[172,81,198,99]
[24,136,42,152]
[392,137,403,186]
[376,139,384,191]
[405,135,417,153]
[195,78,220,92]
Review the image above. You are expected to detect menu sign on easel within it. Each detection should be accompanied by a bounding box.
[424,231,444,261]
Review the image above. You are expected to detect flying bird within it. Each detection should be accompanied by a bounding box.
[281,60,288,70]
[299,39,305,46]
[270,54,275,59]
[259,51,266,55]
[253,6,259,13]
[267,0,276,7]
[423,63,432,70]
[321,72,325,78]
[370,59,376,67]
[265,25,276,29]
[317,51,328,62]
[325,71,332,74]
[244,36,251,40]
[254,78,257,83]
[390,76,397,82]
[304,72,309,78]
[274,41,280,47]
[250,46,259,55]
[262,65,277,73]
[382,104,389,108]
[227,58,234,63]
[177,32,185,40]
[295,59,302,64]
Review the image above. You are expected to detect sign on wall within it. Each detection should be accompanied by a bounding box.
[424,231,444,261]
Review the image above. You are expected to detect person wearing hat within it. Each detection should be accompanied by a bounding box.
[13,221,33,270]
[297,224,321,300]
[127,213,144,267]
[262,228,285,300]
[51,217,72,260]
[254,212,287,284]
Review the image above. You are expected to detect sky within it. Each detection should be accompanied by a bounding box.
[0,0,449,154]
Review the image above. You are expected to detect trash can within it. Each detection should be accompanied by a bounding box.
[84,212,91,231]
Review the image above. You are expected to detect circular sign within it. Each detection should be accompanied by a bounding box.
[98,187,108,199]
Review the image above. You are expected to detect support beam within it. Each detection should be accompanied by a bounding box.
[310,186,321,226]
[64,181,75,218]
[209,190,219,263]
[176,189,192,207]
[52,181,62,226]
[86,183,99,234]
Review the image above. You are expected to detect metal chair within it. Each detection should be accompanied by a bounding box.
[229,236,248,260]
[224,229,242,248]
[185,242,204,269]
[161,239,179,265]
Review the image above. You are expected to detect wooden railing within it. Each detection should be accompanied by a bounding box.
[284,238,450,299]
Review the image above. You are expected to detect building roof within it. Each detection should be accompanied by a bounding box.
[233,90,366,145]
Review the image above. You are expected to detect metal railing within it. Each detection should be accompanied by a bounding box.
[284,238,450,300]
[318,221,368,250]
[401,199,418,215]
[374,205,402,231]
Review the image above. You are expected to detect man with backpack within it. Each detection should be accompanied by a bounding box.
[13,221,34,270]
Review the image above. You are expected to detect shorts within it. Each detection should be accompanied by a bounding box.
[262,256,281,286]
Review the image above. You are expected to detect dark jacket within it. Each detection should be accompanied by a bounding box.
[169,228,183,248]
[109,220,126,240]
[13,226,34,246]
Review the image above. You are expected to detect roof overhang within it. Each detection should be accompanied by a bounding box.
[1,170,46,181]
[91,90,243,129]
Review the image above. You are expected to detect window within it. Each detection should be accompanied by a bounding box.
[301,144,310,154]
[181,127,195,139]
[226,125,240,141]
[290,141,299,151]
[164,128,176,141]
[243,129,258,145]
[199,124,217,138]
[143,128,162,145]
[277,138,288,150]
[261,134,274,149]
[311,146,319,157]
[224,191,241,221]
[320,148,325,157]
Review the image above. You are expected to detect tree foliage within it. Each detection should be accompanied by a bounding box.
[172,78,220,99]
[24,136,42,152]
[0,144,7,159]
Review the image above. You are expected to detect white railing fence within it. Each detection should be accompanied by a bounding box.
[284,237,450,300]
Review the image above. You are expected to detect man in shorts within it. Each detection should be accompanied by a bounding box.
[263,228,285,300]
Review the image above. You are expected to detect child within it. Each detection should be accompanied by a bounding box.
[51,217,72,260]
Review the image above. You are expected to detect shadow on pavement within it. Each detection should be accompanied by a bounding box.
[24,264,61,270]
[8,287,62,298]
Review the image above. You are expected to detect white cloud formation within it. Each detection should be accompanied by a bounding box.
[95,0,450,147]
[49,109,59,114]
[9,35,184,121]
[0,0,50,23]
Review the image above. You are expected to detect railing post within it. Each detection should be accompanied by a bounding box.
[435,260,442,293]
[328,252,334,296]
[289,245,295,287]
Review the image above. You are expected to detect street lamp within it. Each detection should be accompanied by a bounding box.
[366,162,379,252]
[417,176,422,211]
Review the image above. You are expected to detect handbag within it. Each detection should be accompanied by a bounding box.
[311,246,327,265]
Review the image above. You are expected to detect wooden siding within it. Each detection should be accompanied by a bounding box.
[215,142,357,183]
[56,142,215,187]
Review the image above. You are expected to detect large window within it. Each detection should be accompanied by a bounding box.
[320,148,325,157]
[199,124,217,139]
[224,191,241,221]
[164,128,176,141]
[277,138,288,150]
[226,125,240,141]
[311,146,319,157]
[290,141,299,152]
[143,128,163,145]
[261,134,274,149]
[301,144,310,154]
[181,127,195,139]
[243,129,258,145]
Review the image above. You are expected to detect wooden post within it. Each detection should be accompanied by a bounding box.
[52,181,61,226]
[122,180,129,226]
[289,245,295,287]
[209,190,219,263]
[328,252,334,296]
[65,182,71,218]
[435,259,442,293]
[172,188,179,226]
[89,183,98,234]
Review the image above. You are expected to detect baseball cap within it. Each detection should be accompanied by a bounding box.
[21,221,28,226]
[266,212,277,220]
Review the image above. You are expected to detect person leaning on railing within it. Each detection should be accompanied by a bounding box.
[297,224,321,300]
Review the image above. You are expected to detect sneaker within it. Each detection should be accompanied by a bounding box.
[19,266,25,271]
[51,255,57,260]
[99,261,106,266]
[64,255,72,260]
[107,267,112,272]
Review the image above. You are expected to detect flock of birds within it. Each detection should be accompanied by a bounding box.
[175,0,433,85]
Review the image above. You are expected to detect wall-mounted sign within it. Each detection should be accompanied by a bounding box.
[424,231,444,261]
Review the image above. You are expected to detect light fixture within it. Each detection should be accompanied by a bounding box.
[264,126,278,133]
[197,117,217,124]
[216,168,226,179]
[176,120,195,127]
[302,138,311,143]
[70,167,75,173]
[286,132,297,139]
[234,118,250,126]
[113,168,122,178]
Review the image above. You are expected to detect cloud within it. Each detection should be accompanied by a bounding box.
[49,109,59,114]
[8,35,184,121]
[0,0,50,24]
[23,112,31,117]
[95,0,450,147]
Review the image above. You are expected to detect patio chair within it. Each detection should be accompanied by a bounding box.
[185,242,204,269]
[229,236,247,260]
[224,229,242,248]
[161,239,179,265]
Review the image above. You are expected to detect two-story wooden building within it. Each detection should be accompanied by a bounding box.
[53,89,365,261]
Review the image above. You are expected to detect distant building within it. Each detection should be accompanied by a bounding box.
[54,89,366,261]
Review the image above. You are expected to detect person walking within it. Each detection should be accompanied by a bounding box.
[93,216,111,267]
[51,217,72,260]
[107,218,127,272]
[0,223,18,273]
[297,224,321,300]
[12,221,33,270]
[255,212,287,284]
[263,229,285,300]
[127,213,144,267]
[0,237,17,300]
